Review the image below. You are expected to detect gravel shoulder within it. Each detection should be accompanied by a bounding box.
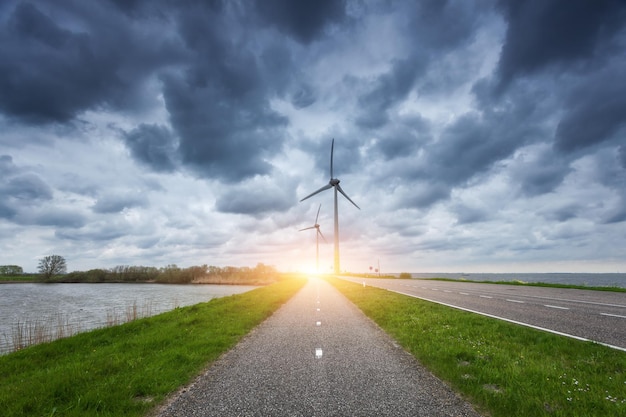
[153,278,482,416]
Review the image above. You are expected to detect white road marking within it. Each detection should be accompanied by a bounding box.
[316,321,321,326]
[460,292,469,295]
[545,305,569,310]
[315,348,323,358]
[506,299,525,304]
[479,295,492,299]
[601,313,626,319]
[316,308,320,311]
[443,290,452,293]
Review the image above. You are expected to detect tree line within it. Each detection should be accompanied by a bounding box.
[3,256,279,285]
[35,255,278,285]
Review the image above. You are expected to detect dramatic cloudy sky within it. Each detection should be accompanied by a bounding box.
[1,0,625,274]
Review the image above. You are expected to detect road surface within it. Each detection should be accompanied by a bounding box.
[341,277,626,351]
[154,278,481,417]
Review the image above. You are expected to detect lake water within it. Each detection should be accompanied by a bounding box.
[0,283,258,354]
[406,272,626,288]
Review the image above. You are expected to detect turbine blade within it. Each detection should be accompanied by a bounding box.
[330,138,334,179]
[336,184,360,209]
[318,229,327,243]
[299,226,315,231]
[300,183,332,202]
[315,203,321,223]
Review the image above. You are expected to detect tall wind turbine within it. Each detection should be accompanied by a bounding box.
[300,139,360,274]
[299,204,326,272]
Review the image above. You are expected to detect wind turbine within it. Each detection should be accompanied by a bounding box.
[300,138,360,274]
[299,204,327,273]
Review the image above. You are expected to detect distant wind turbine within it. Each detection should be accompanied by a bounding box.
[300,138,360,274]
[299,204,327,273]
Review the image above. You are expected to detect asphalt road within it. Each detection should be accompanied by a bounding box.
[154,278,481,417]
[341,277,626,351]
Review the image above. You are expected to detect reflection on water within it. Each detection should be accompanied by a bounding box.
[0,283,258,354]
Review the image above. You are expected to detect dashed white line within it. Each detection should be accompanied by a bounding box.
[315,348,323,358]
[506,299,525,304]
[316,321,321,326]
[479,295,492,299]
[545,305,570,310]
[443,290,452,293]
[459,292,469,295]
[601,313,626,319]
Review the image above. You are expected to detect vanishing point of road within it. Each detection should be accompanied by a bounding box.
[154,278,481,416]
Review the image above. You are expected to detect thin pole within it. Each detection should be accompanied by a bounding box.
[334,186,340,274]
[316,232,319,273]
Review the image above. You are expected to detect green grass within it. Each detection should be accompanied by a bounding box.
[0,277,306,417]
[423,277,626,293]
[0,275,37,282]
[329,277,626,417]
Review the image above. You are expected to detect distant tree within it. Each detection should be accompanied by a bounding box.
[0,265,23,275]
[38,255,67,281]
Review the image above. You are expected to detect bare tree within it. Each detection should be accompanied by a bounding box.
[38,255,67,281]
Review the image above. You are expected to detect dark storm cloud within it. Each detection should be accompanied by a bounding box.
[555,63,626,153]
[123,124,178,172]
[496,0,626,86]
[254,0,347,44]
[0,1,173,124]
[158,3,293,182]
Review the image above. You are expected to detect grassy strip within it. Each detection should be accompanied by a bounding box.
[0,277,306,417]
[0,275,37,282]
[329,277,626,417]
[422,277,626,293]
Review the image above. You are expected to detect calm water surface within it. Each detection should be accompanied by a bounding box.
[0,283,258,353]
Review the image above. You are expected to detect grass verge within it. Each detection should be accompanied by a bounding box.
[423,277,626,293]
[329,277,626,417]
[0,277,306,417]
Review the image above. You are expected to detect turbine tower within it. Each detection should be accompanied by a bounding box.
[300,139,360,274]
[299,204,326,272]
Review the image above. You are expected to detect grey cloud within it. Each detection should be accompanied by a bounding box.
[373,115,431,160]
[356,57,426,129]
[17,207,86,228]
[496,0,626,86]
[2,173,53,201]
[92,192,147,214]
[255,0,347,44]
[509,147,571,196]
[454,204,489,224]
[619,146,626,169]
[541,205,579,222]
[215,177,294,215]
[123,124,178,172]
